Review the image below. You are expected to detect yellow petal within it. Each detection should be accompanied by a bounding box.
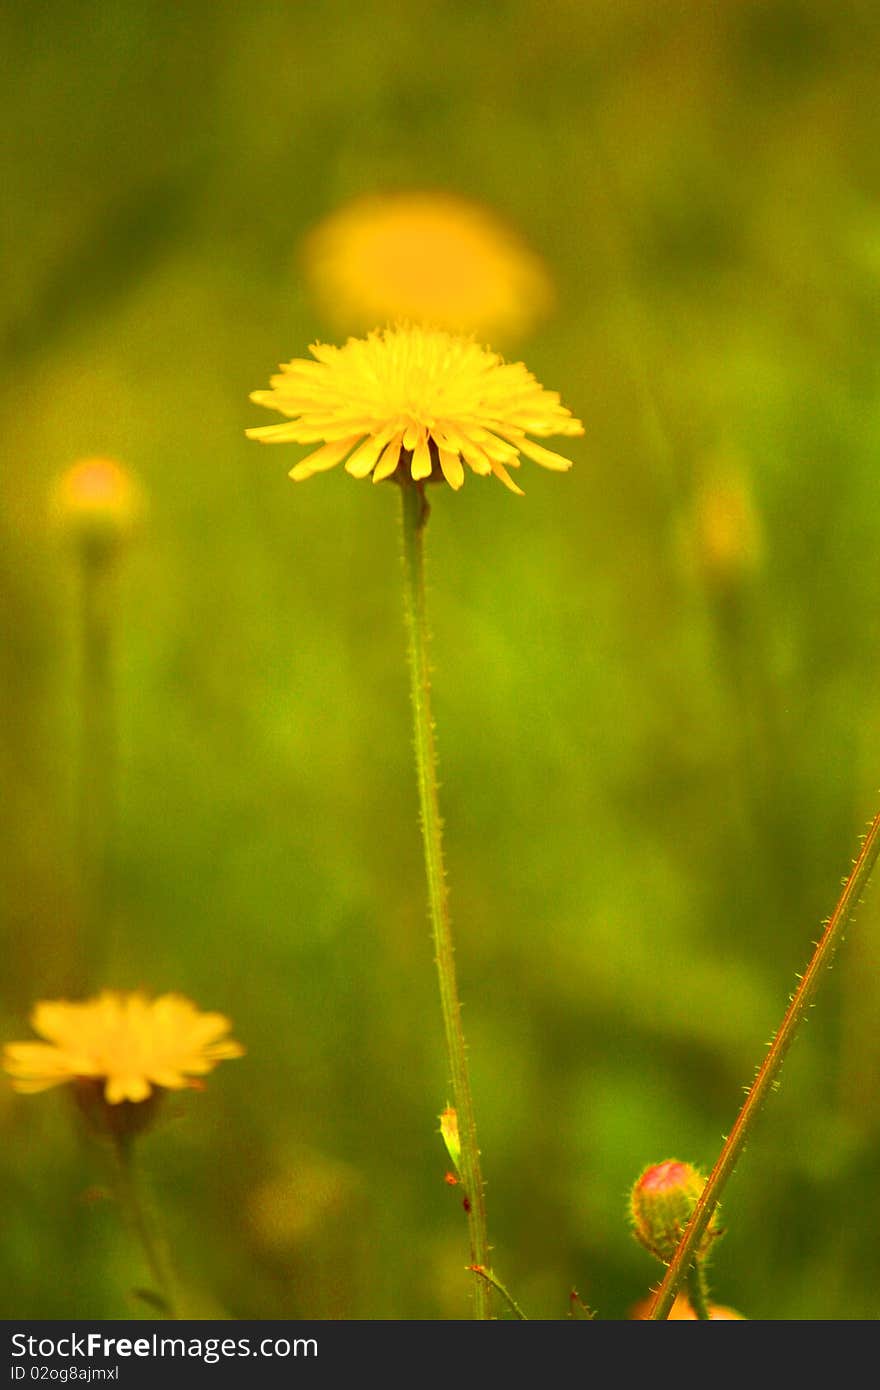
[246,422,313,443]
[459,441,492,476]
[106,1075,152,1105]
[344,431,391,478]
[491,460,525,495]
[372,434,403,483]
[309,342,339,363]
[402,423,422,452]
[288,435,363,481]
[205,1040,246,1060]
[411,435,433,481]
[515,437,574,472]
[10,1077,67,1094]
[472,429,521,463]
[438,447,464,490]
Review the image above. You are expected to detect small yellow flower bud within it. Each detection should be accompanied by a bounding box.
[694,470,762,586]
[630,1159,722,1265]
[439,1105,461,1172]
[50,457,143,555]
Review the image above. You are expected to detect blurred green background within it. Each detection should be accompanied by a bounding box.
[3,0,880,1321]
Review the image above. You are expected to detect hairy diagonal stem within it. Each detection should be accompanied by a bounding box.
[650,807,880,1318]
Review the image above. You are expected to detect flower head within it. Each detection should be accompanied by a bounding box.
[247,325,583,495]
[51,457,143,553]
[302,191,554,343]
[4,992,244,1106]
[630,1159,721,1265]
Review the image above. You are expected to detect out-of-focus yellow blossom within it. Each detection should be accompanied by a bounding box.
[4,992,244,1105]
[50,457,143,551]
[302,191,554,343]
[692,468,763,587]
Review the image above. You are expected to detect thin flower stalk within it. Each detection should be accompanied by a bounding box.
[77,544,117,987]
[399,479,492,1318]
[111,1134,177,1318]
[52,457,142,990]
[469,1264,528,1320]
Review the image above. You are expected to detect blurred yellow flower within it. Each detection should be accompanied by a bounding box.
[302,191,554,342]
[51,456,143,549]
[4,992,244,1105]
[692,468,763,587]
[247,324,583,495]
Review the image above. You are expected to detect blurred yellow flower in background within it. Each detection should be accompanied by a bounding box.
[4,992,244,1104]
[50,456,143,551]
[247,324,583,494]
[302,191,554,342]
[692,467,763,588]
[674,451,764,596]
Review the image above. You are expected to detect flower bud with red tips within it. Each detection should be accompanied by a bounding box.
[630,1160,722,1265]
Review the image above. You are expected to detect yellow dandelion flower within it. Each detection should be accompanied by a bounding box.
[4,992,244,1105]
[246,324,583,496]
[302,191,554,343]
